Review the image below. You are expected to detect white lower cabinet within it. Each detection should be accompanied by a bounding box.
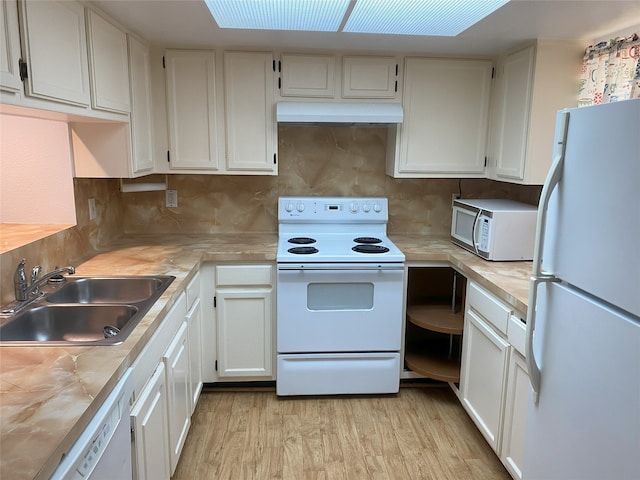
[130,362,170,480]
[130,279,205,480]
[186,272,203,413]
[460,282,529,479]
[501,349,529,480]
[163,320,191,475]
[460,308,509,451]
[215,264,274,379]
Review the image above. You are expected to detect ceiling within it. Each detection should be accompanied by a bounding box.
[91,0,640,56]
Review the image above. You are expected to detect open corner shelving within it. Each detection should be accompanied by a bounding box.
[404,267,466,383]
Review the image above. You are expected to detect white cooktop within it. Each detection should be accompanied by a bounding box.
[277,197,405,263]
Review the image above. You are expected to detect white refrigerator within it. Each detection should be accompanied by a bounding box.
[523,99,640,479]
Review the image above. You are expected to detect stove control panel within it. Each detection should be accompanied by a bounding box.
[279,197,387,223]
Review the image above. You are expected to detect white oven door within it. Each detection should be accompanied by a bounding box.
[277,264,404,353]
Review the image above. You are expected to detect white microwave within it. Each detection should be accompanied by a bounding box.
[451,199,538,261]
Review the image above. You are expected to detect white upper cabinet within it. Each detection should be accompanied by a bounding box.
[19,0,90,106]
[488,41,582,185]
[223,51,277,174]
[280,53,335,98]
[342,56,398,99]
[86,8,130,113]
[128,35,154,175]
[165,49,222,171]
[0,0,22,93]
[387,57,493,178]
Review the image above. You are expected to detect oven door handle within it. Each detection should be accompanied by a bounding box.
[277,263,404,271]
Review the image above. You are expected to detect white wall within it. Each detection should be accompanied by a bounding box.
[0,114,76,224]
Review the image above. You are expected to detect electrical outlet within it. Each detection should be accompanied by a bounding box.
[88,198,96,221]
[166,190,178,208]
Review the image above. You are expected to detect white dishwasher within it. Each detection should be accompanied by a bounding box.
[50,369,134,480]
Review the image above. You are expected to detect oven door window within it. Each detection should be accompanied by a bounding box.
[307,282,374,310]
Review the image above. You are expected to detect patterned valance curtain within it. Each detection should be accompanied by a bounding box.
[578,33,640,106]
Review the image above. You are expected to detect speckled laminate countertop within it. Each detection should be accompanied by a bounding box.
[0,234,532,480]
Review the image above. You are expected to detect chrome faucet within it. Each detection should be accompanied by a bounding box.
[13,259,75,301]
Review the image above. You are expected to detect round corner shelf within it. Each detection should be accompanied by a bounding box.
[407,304,463,335]
[405,340,461,383]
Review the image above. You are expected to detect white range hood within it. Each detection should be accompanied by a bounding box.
[276,102,403,125]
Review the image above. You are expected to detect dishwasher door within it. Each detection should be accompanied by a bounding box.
[50,369,133,480]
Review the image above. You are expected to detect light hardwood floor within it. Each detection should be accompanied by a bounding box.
[173,385,511,480]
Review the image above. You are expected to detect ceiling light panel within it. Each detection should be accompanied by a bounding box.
[205,0,352,31]
[343,0,510,36]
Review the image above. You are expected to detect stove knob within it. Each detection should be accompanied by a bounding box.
[362,203,371,212]
[296,202,305,212]
[373,202,382,213]
[284,201,294,212]
[349,202,359,213]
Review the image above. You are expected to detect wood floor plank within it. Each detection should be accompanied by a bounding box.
[173,386,511,480]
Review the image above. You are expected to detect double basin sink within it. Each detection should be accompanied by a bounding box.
[0,276,175,346]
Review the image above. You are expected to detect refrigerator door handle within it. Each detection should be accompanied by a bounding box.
[526,111,569,403]
[532,111,569,278]
[526,274,560,403]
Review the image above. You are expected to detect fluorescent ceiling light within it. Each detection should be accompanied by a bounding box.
[344,0,510,36]
[204,0,510,36]
[204,0,352,31]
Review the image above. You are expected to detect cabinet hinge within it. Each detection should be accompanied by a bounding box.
[215,360,218,371]
[213,296,216,308]
[167,151,170,163]
[273,153,277,165]
[18,59,28,81]
[163,56,166,69]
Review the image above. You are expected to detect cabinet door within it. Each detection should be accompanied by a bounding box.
[490,45,534,182]
[460,308,509,452]
[501,350,529,480]
[280,53,335,97]
[216,288,272,377]
[187,296,203,413]
[394,58,492,177]
[163,321,191,475]
[223,51,277,174]
[20,0,90,106]
[128,35,154,175]
[131,362,171,480]
[342,56,397,99]
[165,49,221,171]
[0,0,22,93]
[86,9,130,113]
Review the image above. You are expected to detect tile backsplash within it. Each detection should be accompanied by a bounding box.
[0,125,541,304]
[123,126,542,235]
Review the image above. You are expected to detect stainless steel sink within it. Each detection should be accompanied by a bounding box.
[0,305,138,344]
[46,276,174,304]
[0,275,175,346]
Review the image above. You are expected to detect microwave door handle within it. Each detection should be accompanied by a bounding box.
[471,210,482,256]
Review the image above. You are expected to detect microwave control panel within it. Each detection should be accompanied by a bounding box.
[477,215,491,252]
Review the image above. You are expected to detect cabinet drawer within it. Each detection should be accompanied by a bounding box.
[186,271,200,310]
[216,265,272,286]
[508,314,527,357]
[467,282,511,335]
